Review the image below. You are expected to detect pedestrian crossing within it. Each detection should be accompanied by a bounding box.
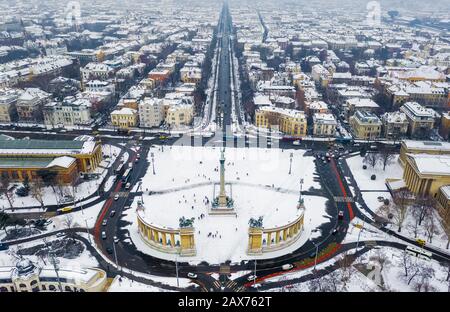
[333,196,354,203]
[225,280,236,288]
[213,280,221,288]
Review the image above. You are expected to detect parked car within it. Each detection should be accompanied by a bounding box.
[102,219,108,226]
[0,243,8,251]
[187,272,197,279]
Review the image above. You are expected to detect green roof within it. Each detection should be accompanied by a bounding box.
[0,139,84,150]
[0,158,54,169]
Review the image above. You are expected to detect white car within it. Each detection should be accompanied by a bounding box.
[114,194,119,201]
[247,275,257,281]
[113,236,119,244]
[282,264,294,271]
[187,272,197,279]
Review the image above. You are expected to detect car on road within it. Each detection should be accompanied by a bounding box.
[113,236,119,244]
[57,206,73,214]
[56,232,65,238]
[247,275,257,281]
[110,210,116,218]
[101,232,107,239]
[106,247,113,254]
[114,194,119,201]
[309,252,316,258]
[416,239,426,247]
[332,227,339,235]
[338,211,344,220]
[125,183,131,190]
[187,273,197,279]
[282,264,294,271]
[102,219,108,226]
[136,154,141,159]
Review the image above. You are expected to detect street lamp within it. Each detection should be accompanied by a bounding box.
[312,241,319,272]
[253,259,257,290]
[175,254,179,287]
[355,214,366,256]
[112,240,119,270]
[151,152,155,175]
[289,152,293,174]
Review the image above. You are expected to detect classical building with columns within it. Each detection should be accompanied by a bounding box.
[247,213,304,254]
[136,204,196,256]
[402,153,450,199]
[0,137,102,184]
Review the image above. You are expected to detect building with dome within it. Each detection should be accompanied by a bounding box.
[0,258,107,292]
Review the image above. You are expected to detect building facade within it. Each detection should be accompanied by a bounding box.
[349,110,382,139]
[138,97,165,128]
[111,107,138,129]
[313,113,337,137]
[255,106,307,137]
[400,101,436,137]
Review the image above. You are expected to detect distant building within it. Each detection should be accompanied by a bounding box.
[400,102,436,137]
[43,97,92,128]
[381,111,409,140]
[16,88,51,122]
[0,88,20,122]
[138,97,165,128]
[111,107,138,129]
[313,113,337,137]
[0,259,107,292]
[349,110,381,139]
[255,106,307,137]
[0,138,102,183]
[165,104,194,128]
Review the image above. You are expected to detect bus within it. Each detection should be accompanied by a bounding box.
[114,163,125,176]
[405,246,432,260]
[121,168,132,184]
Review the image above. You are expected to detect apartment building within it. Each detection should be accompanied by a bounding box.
[138,97,165,128]
[349,110,382,139]
[255,106,307,137]
[400,101,436,137]
[313,113,337,137]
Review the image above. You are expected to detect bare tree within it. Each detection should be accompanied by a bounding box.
[413,266,435,292]
[424,212,440,244]
[392,189,411,232]
[363,152,379,169]
[62,214,75,242]
[30,179,45,210]
[373,249,390,273]
[0,175,15,209]
[378,145,396,171]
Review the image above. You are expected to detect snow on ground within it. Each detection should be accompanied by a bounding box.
[108,276,175,292]
[262,246,450,292]
[122,145,330,264]
[104,176,116,193]
[346,155,403,191]
[0,236,99,270]
[1,168,109,210]
[143,145,320,192]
